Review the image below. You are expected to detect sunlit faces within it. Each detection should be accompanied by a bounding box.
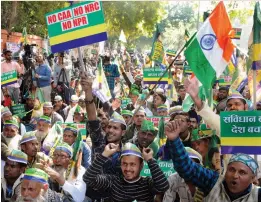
[106,122,125,143]
[121,155,143,181]
[173,114,190,133]
[225,162,255,194]
[226,98,247,111]
[153,95,164,107]
[73,112,85,123]
[157,110,168,117]
[133,111,145,126]
[36,120,50,134]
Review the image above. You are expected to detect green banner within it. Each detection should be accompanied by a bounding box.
[220,111,261,137]
[59,123,87,142]
[11,104,25,115]
[220,111,261,154]
[140,160,176,177]
[1,70,17,87]
[143,68,168,84]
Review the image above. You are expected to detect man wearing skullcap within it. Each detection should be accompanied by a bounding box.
[123,106,146,143]
[35,115,61,155]
[163,147,204,202]
[73,105,86,123]
[84,143,169,201]
[81,77,129,200]
[21,94,35,124]
[53,95,67,120]
[1,150,27,201]
[121,109,133,126]
[43,102,64,126]
[17,168,74,202]
[63,95,79,120]
[129,89,140,106]
[20,131,50,169]
[165,120,261,202]
[41,142,86,202]
[63,124,91,169]
[191,124,221,172]
[1,120,21,161]
[157,104,169,116]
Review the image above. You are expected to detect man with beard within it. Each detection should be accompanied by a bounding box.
[81,74,127,201]
[43,102,64,126]
[165,120,260,202]
[35,116,60,155]
[84,143,169,201]
[53,95,67,121]
[41,142,86,202]
[215,86,229,114]
[20,131,50,169]
[132,119,159,158]
[17,168,74,202]
[122,107,146,143]
[63,124,91,169]
[1,150,27,201]
[1,120,21,161]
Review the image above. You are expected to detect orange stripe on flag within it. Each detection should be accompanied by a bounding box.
[209,2,234,62]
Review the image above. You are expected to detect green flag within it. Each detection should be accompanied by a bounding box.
[150,23,165,64]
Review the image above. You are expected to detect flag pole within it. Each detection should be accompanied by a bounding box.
[132,36,194,117]
[253,70,257,110]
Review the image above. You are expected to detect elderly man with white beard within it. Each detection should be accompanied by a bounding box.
[16,168,74,202]
[35,115,61,155]
[40,142,86,202]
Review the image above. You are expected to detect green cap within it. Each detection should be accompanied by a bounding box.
[64,124,78,136]
[55,142,73,158]
[130,89,140,96]
[23,168,48,184]
[121,143,143,159]
[20,131,37,145]
[110,111,127,126]
[191,124,214,142]
[38,115,51,124]
[121,110,133,117]
[7,149,28,165]
[4,119,19,129]
[157,104,168,112]
[141,120,157,135]
[166,49,176,56]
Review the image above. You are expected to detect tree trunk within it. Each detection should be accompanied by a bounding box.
[7,1,18,33]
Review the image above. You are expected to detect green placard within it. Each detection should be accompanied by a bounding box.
[143,68,168,84]
[1,70,17,87]
[11,104,25,115]
[183,65,192,75]
[45,1,106,37]
[140,160,176,177]
[121,98,131,109]
[220,111,261,138]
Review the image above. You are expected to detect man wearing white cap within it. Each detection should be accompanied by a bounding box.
[63,94,79,120]
[53,95,67,120]
[1,106,12,131]
[43,102,64,126]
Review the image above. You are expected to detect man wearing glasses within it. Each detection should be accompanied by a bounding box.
[41,142,86,202]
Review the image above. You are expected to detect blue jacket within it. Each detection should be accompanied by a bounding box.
[34,64,51,87]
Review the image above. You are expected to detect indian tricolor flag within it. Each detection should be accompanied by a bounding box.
[185,2,234,101]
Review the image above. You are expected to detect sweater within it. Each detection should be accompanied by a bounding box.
[83,154,169,202]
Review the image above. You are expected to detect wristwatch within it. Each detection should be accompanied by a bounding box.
[85,99,94,104]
